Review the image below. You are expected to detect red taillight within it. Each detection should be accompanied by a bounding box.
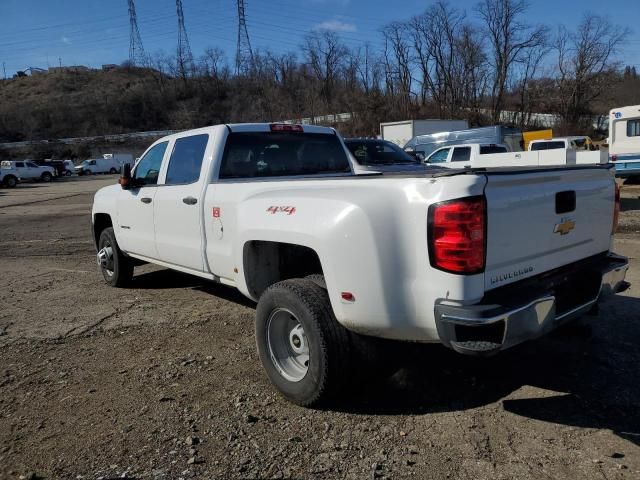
[611,154,617,161]
[270,123,303,132]
[613,183,620,234]
[428,197,486,274]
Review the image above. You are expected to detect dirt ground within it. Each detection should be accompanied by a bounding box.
[1,176,639,480]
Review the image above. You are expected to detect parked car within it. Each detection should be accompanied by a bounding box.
[1,160,55,182]
[344,138,423,172]
[529,138,578,151]
[62,160,75,176]
[91,123,629,407]
[0,162,20,188]
[424,143,509,167]
[33,159,66,177]
[75,158,120,175]
[404,125,522,159]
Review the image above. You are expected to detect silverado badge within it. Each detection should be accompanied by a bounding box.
[554,218,576,235]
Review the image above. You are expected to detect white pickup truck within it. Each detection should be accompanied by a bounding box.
[91,123,629,406]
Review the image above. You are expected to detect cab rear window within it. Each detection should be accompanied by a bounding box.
[219,132,351,179]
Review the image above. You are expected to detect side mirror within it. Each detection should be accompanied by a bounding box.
[119,163,132,189]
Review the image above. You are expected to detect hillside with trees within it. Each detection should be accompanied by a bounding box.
[0,0,636,146]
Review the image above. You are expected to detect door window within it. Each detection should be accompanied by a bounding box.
[165,134,209,185]
[134,141,168,185]
[451,147,471,162]
[15,162,24,167]
[26,162,38,168]
[427,148,450,163]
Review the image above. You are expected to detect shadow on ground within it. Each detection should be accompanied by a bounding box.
[338,295,640,446]
[131,268,255,308]
[621,196,640,212]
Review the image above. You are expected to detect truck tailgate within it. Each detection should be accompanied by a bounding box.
[483,167,614,291]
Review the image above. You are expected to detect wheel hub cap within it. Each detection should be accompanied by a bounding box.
[266,308,309,382]
[97,245,114,275]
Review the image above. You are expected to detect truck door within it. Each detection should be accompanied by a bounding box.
[153,133,210,272]
[116,141,168,258]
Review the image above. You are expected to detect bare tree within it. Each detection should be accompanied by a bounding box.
[303,31,348,111]
[381,21,413,118]
[476,0,548,123]
[555,14,629,126]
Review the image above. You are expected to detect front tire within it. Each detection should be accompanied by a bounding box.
[3,175,17,188]
[109,168,118,174]
[97,227,133,287]
[256,279,351,407]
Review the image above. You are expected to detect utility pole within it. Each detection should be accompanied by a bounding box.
[127,0,147,67]
[176,0,194,79]
[2,62,6,80]
[59,57,62,68]
[235,0,254,76]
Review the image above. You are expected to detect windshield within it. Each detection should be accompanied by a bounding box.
[345,140,418,165]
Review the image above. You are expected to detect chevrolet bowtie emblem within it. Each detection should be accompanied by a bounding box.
[554,218,576,235]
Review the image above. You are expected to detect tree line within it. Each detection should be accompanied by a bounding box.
[0,0,634,144]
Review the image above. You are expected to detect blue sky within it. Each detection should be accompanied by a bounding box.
[0,0,638,76]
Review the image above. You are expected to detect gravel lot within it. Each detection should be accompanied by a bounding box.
[1,176,639,480]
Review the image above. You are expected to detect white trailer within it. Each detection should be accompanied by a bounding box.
[380,119,469,147]
[608,105,640,178]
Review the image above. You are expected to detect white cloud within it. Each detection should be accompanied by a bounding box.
[313,19,356,33]
[61,36,72,45]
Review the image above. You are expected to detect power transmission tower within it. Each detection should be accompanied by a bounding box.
[127,0,147,67]
[235,0,254,75]
[176,0,194,78]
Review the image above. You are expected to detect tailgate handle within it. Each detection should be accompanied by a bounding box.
[556,191,576,214]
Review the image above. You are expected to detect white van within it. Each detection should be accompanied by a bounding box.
[608,105,640,178]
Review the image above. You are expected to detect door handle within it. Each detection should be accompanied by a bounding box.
[182,196,198,205]
[141,197,152,204]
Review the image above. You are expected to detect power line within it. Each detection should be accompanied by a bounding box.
[128,0,147,67]
[236,0,254,75]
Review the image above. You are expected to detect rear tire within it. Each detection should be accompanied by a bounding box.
[65,170,72,176]
[256,278,351,407]
[41,172,52,182]
[109,168,118,174]
[97,227,133,287]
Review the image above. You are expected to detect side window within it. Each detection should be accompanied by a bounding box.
[89,160,96,166]
[27,162,38,168]
[16,162,24,168]
[428,148,450,163]
[134,141,168,186]
[165,134,209,185]
[451,147,471,162]
[627,120,640,137]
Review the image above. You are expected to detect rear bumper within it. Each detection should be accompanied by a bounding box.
[613,160,640,178]
[435,253,629,356]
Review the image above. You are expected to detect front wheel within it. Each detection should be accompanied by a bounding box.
[109,168,117,174]
[256,278,351,407]
[65,170,72,176]
[3,176,17,188]
[97,227,133,287]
